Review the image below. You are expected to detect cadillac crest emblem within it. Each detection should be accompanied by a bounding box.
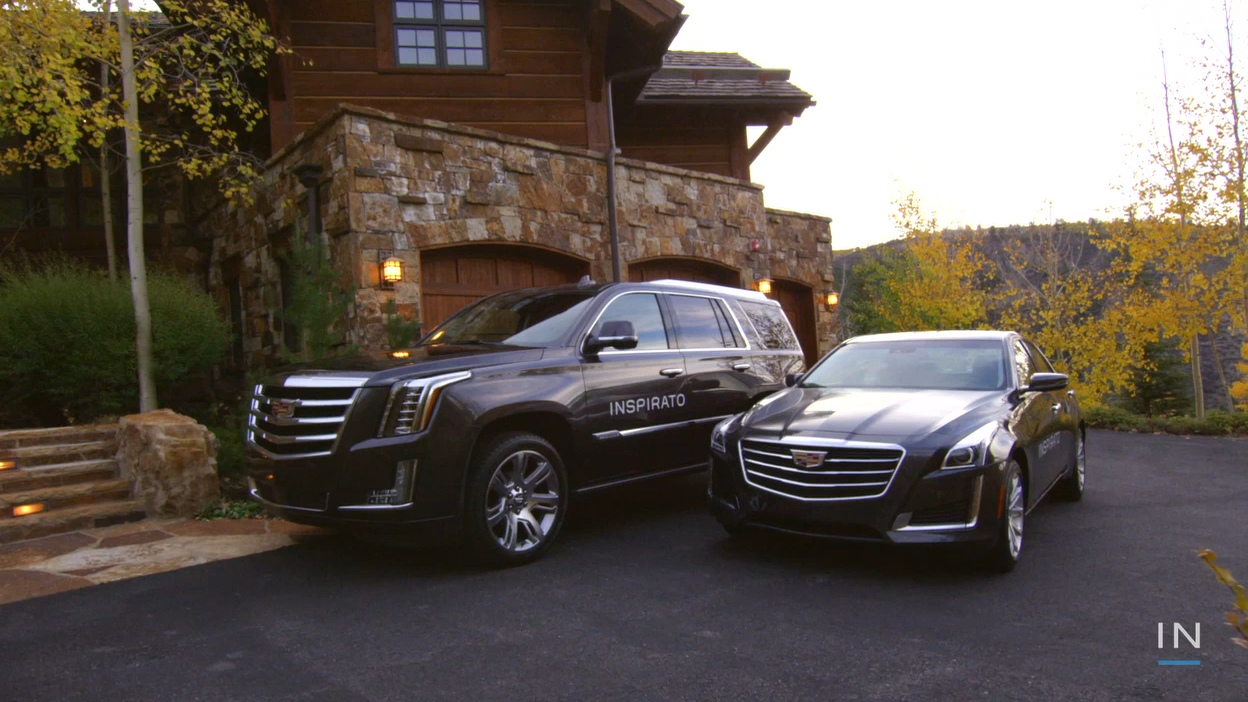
[791,449,827,469]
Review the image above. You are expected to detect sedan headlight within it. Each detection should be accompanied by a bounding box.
[378,371,472,437]
[942,421,999,469]
[710,414,740,455]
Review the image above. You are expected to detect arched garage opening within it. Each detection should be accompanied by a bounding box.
[420,244,590,329]
[770,278,819,367]
[628,257,741,287]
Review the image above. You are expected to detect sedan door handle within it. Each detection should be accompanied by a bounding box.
[659,368,684,378]
[732,362,751,372]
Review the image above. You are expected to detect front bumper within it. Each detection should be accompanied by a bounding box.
[245,388,478,543]
[707,445,1007,545]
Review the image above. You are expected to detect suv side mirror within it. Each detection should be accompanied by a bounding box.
[1023,372,1068,393]
[784,372,804,387]
[585,320,639,354]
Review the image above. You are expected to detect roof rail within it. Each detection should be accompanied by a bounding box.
[648,279,769,301]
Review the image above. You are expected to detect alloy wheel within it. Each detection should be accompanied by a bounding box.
[1076,434,1086,491]
[1007,471,1025,559]
[484,450,560,553]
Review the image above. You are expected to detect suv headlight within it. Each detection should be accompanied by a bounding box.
[378,371,471,437]
[710,414,740,455]
[942,421,999,469]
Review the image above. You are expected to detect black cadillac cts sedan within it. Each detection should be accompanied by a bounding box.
[708,330,1085,572]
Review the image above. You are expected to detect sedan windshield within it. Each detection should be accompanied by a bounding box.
[420,290,595,348]
[801,339,1007,391]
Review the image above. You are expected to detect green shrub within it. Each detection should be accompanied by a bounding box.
[0,259,229,427]
[1085,405,1248,436]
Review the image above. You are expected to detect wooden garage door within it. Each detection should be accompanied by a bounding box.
[420,245,589,329]
[628,258,741,287]
[771,279,819,367]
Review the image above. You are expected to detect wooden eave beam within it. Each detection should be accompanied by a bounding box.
[588,0,612,102]
[747,112,793,165]
[613,0,683,29]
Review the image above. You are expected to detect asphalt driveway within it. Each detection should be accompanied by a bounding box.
[1,430,1245,701]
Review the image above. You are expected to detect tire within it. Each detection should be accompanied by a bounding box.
[464,431,568,568]
[1056,430,1086,502]
[985,460,1026,573]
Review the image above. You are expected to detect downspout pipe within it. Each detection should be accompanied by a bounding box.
[605,65,663,283]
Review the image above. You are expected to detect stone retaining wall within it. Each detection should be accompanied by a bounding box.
[202,105,836,363]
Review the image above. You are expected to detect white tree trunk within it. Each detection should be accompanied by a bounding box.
[117,0,157,412]
[100,0,117,283]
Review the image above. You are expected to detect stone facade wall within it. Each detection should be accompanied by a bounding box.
[766,208,838,354]
[201,105,836,363]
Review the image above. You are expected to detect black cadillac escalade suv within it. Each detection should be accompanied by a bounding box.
[247,279,805,565]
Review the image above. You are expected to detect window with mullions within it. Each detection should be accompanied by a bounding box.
[0,166,67,230]
[394,0,486,69]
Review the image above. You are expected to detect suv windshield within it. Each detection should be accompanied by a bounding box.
[801,339,1007,391]
[421,290,595,348]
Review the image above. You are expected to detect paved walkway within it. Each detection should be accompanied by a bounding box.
[0,518,328,605]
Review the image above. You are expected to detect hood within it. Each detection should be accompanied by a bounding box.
[744,387,1006,442]
[263,344,545,388]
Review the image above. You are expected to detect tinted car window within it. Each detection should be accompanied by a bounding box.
[714,300,745,347]
[422,290,595,347]
[593,293,669,350]
[1012,339,1035,386]
[801,339,1006,390]
[668,295,739,349]
[737,300,799,351]
[1024,340,1055,373]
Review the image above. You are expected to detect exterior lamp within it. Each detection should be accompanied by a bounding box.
[381,251,403,288]
[13,503,44,517]
[0,459,16,471]
[757,279,772,295]
[826,291,839,307]
[391,350,411,360]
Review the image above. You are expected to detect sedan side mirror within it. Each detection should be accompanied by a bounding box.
[1023,372,1068,393]
[784,372,804,387]
[585,320,639,354]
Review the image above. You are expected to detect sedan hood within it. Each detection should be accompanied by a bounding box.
[745,387,1006,441]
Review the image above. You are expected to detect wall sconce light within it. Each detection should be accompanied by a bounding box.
[0,459,16,471]
[380,250,403,289]
[826,291,840,307]
[757,279,772,295]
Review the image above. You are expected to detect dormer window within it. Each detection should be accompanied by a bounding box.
[394,0,486,68]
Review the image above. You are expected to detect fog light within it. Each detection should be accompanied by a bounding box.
[366,460,417,505]
[0,459,16,471]
[13,503,44,517]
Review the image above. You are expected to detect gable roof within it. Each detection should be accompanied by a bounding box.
[638,50,814,106]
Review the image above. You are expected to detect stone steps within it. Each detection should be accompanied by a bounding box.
[0,460,121,495]
[0,500,147,545]
[0,424,120,451]
[2,440,118,469]
[0,478,132,512]
[0,424,146,545]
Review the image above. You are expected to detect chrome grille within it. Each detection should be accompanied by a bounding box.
[248,377,366,459]
[739,437,904,501]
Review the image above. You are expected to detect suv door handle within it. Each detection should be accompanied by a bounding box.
[732,362,751,372]
[659,368,684,378]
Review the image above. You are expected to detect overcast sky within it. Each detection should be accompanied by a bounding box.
[670,0,1234,249]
